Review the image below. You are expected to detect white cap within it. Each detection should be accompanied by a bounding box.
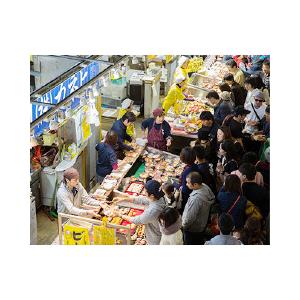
[175,73,186,84]
[178,56,189,67]
[121,98,134,109]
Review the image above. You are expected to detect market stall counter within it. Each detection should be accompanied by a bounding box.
[54,145,186,245]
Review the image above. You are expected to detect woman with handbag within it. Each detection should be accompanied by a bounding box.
[217,174,247,230]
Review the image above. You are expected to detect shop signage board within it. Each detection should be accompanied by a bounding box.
[31,61,101,136]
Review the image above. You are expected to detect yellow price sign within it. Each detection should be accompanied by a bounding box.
[63,224,90,245]
[93,224,116,245]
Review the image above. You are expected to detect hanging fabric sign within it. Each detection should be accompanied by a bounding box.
[63,224,90,245]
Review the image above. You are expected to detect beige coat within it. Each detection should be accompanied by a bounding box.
[57,182,100,216]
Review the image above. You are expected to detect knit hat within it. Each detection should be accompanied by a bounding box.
[121,98,134,109]
[220,91,232,101]
[253,90,264,101]
[144,180,163,199]
[153,107,164,118]
[63,168,79,181]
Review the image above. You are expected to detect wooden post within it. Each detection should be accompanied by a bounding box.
[58,214,63,245]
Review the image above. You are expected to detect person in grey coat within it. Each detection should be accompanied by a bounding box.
[182,172,215,245]
[114,180,166,245]
[205,213,242,245]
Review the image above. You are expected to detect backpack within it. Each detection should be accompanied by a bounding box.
[222,114,235,126]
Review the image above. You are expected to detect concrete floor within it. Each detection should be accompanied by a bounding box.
[36,116,146,245]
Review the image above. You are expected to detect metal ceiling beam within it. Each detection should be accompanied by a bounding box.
[30,55,129,130]
[46,55,114,65]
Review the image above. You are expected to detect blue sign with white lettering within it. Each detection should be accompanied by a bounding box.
[31,61,101,136]
[31,61,100,120]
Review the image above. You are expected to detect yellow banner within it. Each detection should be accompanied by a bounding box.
[93,224,116,245]
[63,224,90,245]
[81,108,91,141]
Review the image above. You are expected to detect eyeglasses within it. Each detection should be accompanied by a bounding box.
[255,99,264,102]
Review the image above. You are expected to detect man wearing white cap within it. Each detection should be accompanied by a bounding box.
[174,56,190,84]
[117,98,135,138]
[162,74,187,115]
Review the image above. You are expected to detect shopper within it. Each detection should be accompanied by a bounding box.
[195,126,210,149]
[256,147,270,190]
[177,147,201,213]
[216,140,239,177]
[158,207,183,245]
[111,111,136,152]
[252,74,270,106]
[174,56,190,83]
[198,111,219,154]
[216,126,233,144]
[162,75,187,115]
[260,59,270,92]
[193,145,217,195]
[240,163,270,218]
[206,90,233,125]
[244,91,267,134]
[95,130,119,183]
[117,98,135,138]
[217,91,234,124]
[231,152,264,187]
[217,175,247,229]
[141,108,172,151]
[244,76,260,106]
[239,216,265,245]
[225,59,245,86]
[223,106,250,144]
[205,213,242,245]
[224,73,247,107]
[57,168,101,217]
[115,180,166,245]
[247,55,269,75]
[182,172,215,244]
[162,182,179,208]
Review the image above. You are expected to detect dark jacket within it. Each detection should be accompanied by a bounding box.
[111,119,133,151]
[217,187,247,229]
[214,101,234,126]
[242,182,270,218]
[141,118,172,140]
[199,122,219,159]
[228,118,244,139]
[95,143,117,177]
[179,163,200,211]
[197,162,217,195]
[231,82,247,106]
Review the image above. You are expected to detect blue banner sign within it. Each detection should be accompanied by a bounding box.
[31,61,100,122]
[31,60,101,136]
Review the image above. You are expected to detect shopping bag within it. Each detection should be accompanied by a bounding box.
[245,200,263,221]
